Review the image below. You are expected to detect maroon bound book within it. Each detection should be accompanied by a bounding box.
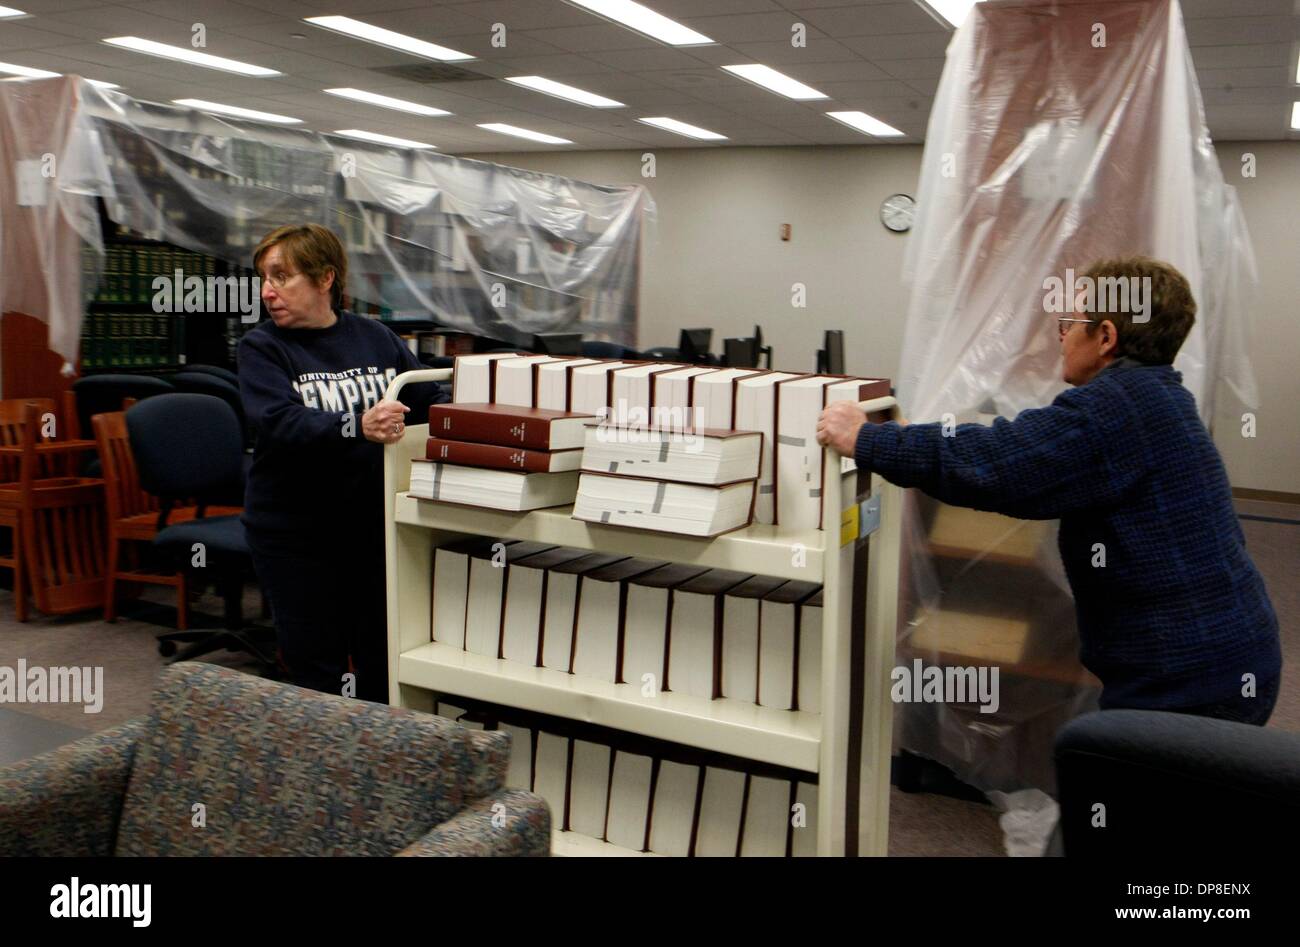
[426,402,596,450]
[424,437,582,473]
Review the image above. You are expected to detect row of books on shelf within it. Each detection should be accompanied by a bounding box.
[436,699,818,856]
[86,244,217,305]
[411,354,888,531]
[431,538,824,712]
[80,312,181,370]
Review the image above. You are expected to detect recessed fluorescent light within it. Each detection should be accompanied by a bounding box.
[104,37,279,77]
[637,116,726,140]
[917,1,980,29]
[477,123,573,145]
[504,76,624,108]
[305,16,472,62]
[324,88,450,116]
[722,64,827,101]
[566,0,713,46]
[0,61,59,79]
[0,65,120,88]
[826,110,904,138]
[332,129,436,149]
[1292,102,1300,131]
[174,99,301,124]
[0,6,28,18]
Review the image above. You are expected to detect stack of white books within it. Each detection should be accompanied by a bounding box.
[411,402,595,511]
[573,426,762,537]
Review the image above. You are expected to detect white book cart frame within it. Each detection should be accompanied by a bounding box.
[383,368,901,856]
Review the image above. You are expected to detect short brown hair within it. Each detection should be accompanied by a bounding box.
[1078,256,1196,365]
[253,224,348,310]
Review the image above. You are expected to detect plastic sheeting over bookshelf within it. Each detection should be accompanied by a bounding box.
[0,77,651,362]
[891,0,1260,794]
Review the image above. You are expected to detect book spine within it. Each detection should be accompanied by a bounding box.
[424,437,556,473]
[426,407,555,450]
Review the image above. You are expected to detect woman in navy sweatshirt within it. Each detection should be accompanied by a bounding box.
[816,257,1281,723]
[238,224,447,703]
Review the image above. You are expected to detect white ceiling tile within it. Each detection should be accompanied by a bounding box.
[778,0,904,7]
[656,0,783,15]
[795,2,942,37]
[875,56,945,79]
[776,58,892,80]
[415,31,566,59]
[0,24,90,49]
[1188,43,1293,69]
[728,36,860,63]
[1184,16,1300,46]
[444,0,601,31]
[678,11,828,44]
[1180,0,1293,17]
[1200,85,1296,105]
[663,43,753,66]
[6,0,104,10]
[516,23,660,53]
[584,46,720,71]
[815,78,920,99]
[33,4,184,36]
[1196,66,1295,89]
[334,7,495,39]
[839,31,951,60]
[7,18,154,44]
[123,0,280,27]
[463,51,610,76]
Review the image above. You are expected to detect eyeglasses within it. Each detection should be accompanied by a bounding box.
[261,270,300,289]
[1057,317,1093,339]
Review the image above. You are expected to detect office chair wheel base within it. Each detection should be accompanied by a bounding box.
[158,640,177,657]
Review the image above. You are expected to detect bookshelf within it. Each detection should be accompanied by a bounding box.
[384,369,903,857]
[68,104,643,365]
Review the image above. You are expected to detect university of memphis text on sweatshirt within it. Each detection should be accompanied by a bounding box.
[854,358,1281,710]
[237,310,448,537]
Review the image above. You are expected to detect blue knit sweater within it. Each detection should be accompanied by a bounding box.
[854,359,1281,709]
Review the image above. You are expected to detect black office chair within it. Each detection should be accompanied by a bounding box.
[183,363,239,387]
[71,374,174,444]
[126,394,273,665]
[1055,710,1300,856]
[171,371,250,449]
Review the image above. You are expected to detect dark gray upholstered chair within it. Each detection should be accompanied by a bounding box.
[1055,710,1300,856]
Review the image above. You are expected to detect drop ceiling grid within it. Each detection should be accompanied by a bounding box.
[0,0,1293,147]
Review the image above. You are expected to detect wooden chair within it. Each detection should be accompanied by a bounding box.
[0,399,104,619]
[93,410,241,630]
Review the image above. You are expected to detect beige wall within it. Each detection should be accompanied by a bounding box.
[469,142,1299,493]
[1208,141,1300,496]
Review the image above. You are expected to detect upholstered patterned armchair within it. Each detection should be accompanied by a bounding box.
[0,663,550,856]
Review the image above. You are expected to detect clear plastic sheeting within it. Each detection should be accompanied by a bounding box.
[893,0,1259,793]
[0,77,651,363]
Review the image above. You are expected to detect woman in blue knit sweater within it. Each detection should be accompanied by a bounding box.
[816,257,1281,724]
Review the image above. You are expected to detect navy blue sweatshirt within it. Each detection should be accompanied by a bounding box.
[854,359,1281,710]
[237,310,447,539]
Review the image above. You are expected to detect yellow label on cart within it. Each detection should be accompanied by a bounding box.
[840,504,859,547]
